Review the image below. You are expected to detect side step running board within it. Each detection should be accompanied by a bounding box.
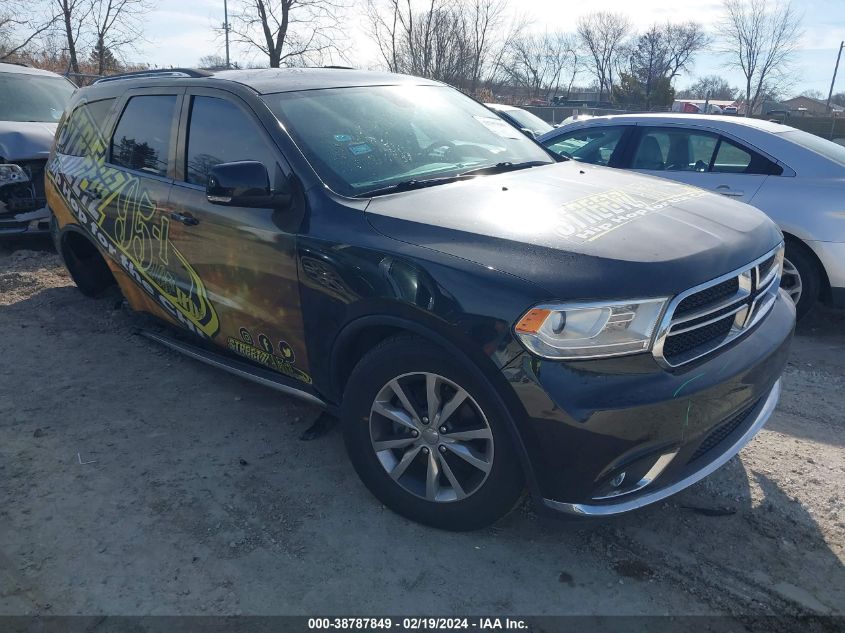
[141,330,328,408]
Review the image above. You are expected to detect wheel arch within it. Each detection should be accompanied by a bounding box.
[782,231,832,303]
[330,314,541,499]
[58,223,118,297]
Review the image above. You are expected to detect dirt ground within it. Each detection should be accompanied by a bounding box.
[0,240,843,623]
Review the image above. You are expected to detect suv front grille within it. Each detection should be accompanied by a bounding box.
[653,245,784,368]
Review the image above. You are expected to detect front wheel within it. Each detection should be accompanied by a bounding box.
[342,336,525,531]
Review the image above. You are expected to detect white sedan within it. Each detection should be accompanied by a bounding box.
[539,113,845,318]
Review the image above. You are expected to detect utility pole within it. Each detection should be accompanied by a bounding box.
[826,41,844,112]
[224,0,231,69]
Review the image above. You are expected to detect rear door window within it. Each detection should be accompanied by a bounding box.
[110,95,177,177]
[634,126,782,175]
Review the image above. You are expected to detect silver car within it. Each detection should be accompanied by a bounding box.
[539,113,845,318]
[0,62,76,237]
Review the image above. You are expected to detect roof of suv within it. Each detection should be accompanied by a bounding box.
[87,67,442,95]
[0,62,67,77]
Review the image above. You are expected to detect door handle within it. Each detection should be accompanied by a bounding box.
[170,211,199,226]
[715,185,744,197]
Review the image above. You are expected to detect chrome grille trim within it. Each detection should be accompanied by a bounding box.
[653,243,784,369]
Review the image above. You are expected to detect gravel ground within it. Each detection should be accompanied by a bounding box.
[0,240,843,623]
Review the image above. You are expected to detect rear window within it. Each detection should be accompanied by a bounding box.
[110,95,177,177]
[57,99,115,157]
[499,108,553,136]
[779,129,845,167]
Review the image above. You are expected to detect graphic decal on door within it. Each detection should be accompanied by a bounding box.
[227,327,311,384]
[47,100,220,339]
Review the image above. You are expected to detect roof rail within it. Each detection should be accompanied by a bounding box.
[93,68,212,84]
[321,65,356,70]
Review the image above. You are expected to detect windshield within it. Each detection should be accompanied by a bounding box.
[500,107,553,135]
[779,129,845,167]
[0,73,75,123]
[263,85,553,197]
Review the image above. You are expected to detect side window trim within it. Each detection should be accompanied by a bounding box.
[707,137,723,172]
[106,87,185,182]
[608,125,636,168]
[174,87,290,191]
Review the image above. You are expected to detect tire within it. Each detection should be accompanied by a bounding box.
[341,336,525,531]
[783,239,821,320]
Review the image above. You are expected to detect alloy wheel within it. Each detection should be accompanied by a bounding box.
[369,372,494,503]
[781,257,803,305]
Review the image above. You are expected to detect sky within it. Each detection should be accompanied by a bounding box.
[137,0,845,97]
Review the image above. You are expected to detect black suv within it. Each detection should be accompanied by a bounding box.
[46,68,794,530]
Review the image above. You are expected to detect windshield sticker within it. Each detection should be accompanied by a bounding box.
[334,134,352,142]
[474,115,522,139]
[348,142,373,156]
[555,182,708,243]
[46,101,220,339]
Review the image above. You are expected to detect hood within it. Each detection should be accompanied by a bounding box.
[365,162,783,300]
[0,121,58,161]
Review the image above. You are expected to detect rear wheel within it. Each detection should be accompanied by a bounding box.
[782,239,821,320]
[342,336,524,531]
[61,231,117,297]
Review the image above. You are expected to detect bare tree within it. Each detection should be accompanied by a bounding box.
[199,53,230,69]
[800,88,824,100]
[677,75,739,100]
[720,0,802,116]
[577,12,630,103]
[0,3,57,61]
[500,31,578,100]
[89,0,154,76]
[230,0,348,68]
[466,0,509,92]
[54,0,90,74]
[620,21,708,107]
[366,0,518,93]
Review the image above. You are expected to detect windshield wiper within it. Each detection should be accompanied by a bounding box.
[356,175,472,198]
[356,160,551,198]
[458,160,550,177]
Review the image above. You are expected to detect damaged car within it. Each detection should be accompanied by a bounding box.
[0,62,75,237]
[47,68,794,531]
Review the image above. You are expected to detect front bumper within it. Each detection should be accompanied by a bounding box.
[0,204,51,236]
[545,379,780,515]
[1,159,50,237]
[503,289,795,515]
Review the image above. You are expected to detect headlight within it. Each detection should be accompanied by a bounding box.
[514,298,668,359]
[0,164,29,186]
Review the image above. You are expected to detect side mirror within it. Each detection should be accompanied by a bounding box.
[520,128,537,140]
[207,161,275,207]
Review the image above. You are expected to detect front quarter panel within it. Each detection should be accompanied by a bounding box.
[297,193,547,403]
